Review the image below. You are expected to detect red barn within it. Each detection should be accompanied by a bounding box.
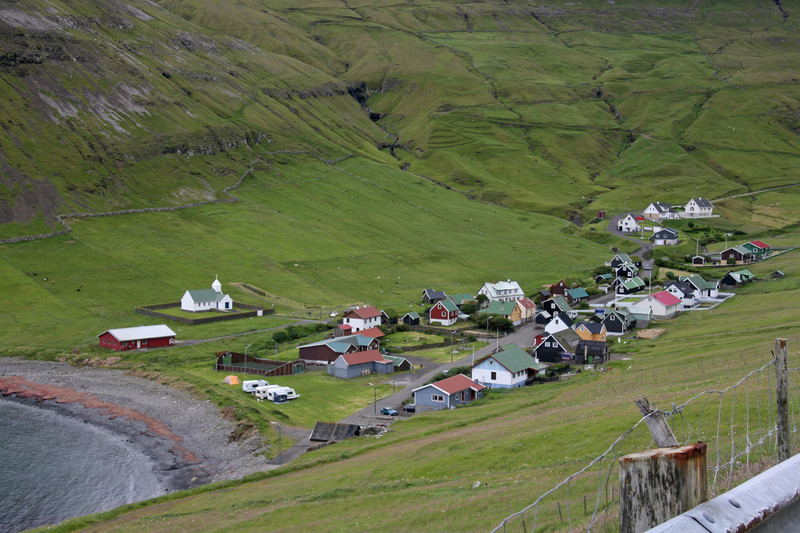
[98,325,177,351]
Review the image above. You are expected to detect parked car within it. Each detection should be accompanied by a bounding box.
[403,404,415,412]
[380,407,398,416]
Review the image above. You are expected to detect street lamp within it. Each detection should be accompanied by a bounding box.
[270,421,282,465]
[368,382,376,414]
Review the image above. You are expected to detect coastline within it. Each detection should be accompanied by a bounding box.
[0,358,271,495]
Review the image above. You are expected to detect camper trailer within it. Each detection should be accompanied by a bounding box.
[255,385,288,404]
[242,380,269,393]
[277,386,299,400]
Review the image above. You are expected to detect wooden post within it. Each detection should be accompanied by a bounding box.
[634,397,679,447]
[775,338,790,463]
[619,443,707,532]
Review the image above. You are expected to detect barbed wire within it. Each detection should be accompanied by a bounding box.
[492,347,800,532]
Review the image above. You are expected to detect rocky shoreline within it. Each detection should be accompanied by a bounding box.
[0,358,271,495]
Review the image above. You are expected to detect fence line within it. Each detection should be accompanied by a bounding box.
[492,342,799,532]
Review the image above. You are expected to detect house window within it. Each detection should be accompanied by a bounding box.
[431,394,444,402]
[491,371,497,380]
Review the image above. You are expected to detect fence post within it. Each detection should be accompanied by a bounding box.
[775,338,790,463]
[619,443,707,533]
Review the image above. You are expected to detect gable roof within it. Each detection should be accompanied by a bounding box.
[101,324,176,341]
[423,289,447,300]
[725,269,756,283]
[749,240,769,249]
[576,339,608,356]
[403,311,420,320]
[546,295,571,312]
[480,300,516,315]
[679,275,718,291]
[664,280,695,296]
[648,290,682,307]
[619,276,646,291]
[549,312,574,328]
[516,297,536,310]
[433,299,459,312]
[414,374,485,395]
[383,355,411,368]
[611,253,633,264]
[603,308,635,324]
[550,328,581,350]
[566,287,589,300]
[646,201,676,214]
[299,334,375,352]
[689,197,713,208]
[575,321,604,334]
[343,305,382,320]
[475,344,537,373]
[447,293,475,305]
[651,227,678,238]
[186,289,227,303]
[480,280,523,298]
[340,350,391,366]
[357,327,385,338]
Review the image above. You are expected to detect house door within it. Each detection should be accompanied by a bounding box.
[137,340,141,349]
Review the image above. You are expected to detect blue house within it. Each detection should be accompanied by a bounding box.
[412,374,485,412]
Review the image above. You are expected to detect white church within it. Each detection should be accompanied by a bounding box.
[181,276,234,312]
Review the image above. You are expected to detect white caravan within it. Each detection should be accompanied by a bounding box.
[242,380,269,393]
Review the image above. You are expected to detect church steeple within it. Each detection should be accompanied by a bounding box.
[212,275,222,293]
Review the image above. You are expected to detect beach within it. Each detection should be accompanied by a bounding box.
[0,358,271,494]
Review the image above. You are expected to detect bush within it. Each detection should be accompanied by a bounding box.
[272,330,289,343]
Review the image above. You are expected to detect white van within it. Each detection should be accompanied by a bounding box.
[242,380,269,393]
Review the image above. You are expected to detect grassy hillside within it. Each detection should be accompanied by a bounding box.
[2,0,800,235]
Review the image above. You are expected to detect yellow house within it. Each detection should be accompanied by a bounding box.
[573,321,606,342]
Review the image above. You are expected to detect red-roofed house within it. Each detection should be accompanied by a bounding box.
[356,327,385,339]
[333,323,353,337]
[511,298,537,325]
[632,290,682,320]
[342,305,382,332]
[411,374,485,412]
[327,349,394,379]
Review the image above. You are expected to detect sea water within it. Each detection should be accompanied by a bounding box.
[0,400,165,532]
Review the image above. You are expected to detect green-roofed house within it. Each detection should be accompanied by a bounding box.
[720,269,756,289]
[678,275,720,299]
[471,344,545,388]
[478,300,517,319]
[429,299,460,326]
[401,311,420,325]
[615,276,646,295]
[566,287,589,304]
[383,355,413,372]
[447,293,477,307]
[181,276,233,312]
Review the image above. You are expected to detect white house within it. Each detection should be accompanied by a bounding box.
[643,202,678,221]
[181,276,234,312]
[664,280,696,309]
[544,312,573,335]
[650,227,679,246]
[617,213,641,233]
[683,197,713,218]
[342,305,382,332]
[471,344,543,389]
[477,280,524,303]
[631,290,682,320]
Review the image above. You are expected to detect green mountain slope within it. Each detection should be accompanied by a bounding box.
[2,0,800,236]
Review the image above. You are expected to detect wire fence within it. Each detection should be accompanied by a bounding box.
[492,340,800,532]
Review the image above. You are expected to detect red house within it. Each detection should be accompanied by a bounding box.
[429,300,459,326]
[98,325,176,351]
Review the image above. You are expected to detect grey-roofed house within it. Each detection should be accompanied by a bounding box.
[683,197,713,218]
[576,340,609,365]
[650,227,679,246]
[422,289,447,304]
[664,280,696,309]
[477,280,524,303]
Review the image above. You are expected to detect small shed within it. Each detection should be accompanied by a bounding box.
[383,355,413,372]
[327,350,394,379]
[402,311,420,325]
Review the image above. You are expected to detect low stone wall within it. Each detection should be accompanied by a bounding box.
[135,303,273,325]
